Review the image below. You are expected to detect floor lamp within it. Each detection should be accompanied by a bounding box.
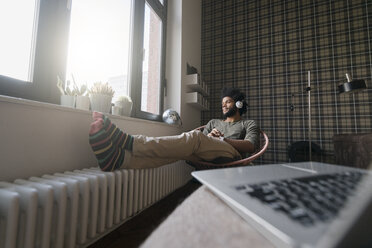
[305,71,367,161]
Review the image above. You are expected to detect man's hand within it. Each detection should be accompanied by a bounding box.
[207,128,224,138]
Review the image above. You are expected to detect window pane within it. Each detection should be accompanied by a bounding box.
[141,3,162,115]
[66,0,132,102]
[0,0,38,82]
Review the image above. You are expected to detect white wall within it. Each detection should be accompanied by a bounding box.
[165,0,182,114]
[181,0,202,131]
[0,96,182,181]
[166,0,201,131]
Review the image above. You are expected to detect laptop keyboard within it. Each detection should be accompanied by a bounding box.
[234,171,363,226]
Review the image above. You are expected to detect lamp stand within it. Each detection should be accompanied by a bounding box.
[307,71,312,162]
[296,71,366,163]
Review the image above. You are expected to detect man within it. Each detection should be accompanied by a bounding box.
[89,87,259,171]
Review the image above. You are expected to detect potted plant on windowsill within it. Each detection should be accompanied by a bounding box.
[57,76,76,108]
[114,95,133,116]
[71,75,89,110]
[89,82,115,113]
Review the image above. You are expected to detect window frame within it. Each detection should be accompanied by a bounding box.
[130,0,167,121]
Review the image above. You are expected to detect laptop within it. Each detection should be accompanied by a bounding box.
[191,162,372,248]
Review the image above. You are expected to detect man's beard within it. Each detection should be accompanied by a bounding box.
[223,107,237,118]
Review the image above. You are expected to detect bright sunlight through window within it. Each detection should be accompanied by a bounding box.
[0,0,38,82]
[66,0,132,102]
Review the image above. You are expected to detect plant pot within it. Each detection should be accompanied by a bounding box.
[90,94,112,113]
[60,95,75,108]
[115,100,133,116]
[111,105,122,115]
[76,95,90,110]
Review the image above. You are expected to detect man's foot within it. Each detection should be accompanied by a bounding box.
[89,118,104,135]
[92,111,104,121]
[91,111,133,151]
[89,119,126,171]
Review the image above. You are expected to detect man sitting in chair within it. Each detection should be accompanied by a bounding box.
[89,87,259,171]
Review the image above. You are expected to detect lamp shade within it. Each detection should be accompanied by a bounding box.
[338,79,367,94]
[338,73,367,94]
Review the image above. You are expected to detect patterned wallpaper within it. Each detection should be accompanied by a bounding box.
[201,0,372,164]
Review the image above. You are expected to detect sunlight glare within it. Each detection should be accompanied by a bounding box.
[66,0,132,100]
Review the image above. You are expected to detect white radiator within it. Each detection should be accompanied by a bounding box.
[0,161,194,248]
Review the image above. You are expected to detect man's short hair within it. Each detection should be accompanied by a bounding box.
[221,87,247,115]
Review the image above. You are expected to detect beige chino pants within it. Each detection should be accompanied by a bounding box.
[122,130,241,169]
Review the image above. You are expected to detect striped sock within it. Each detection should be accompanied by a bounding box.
[93,112,133,150]
[89,119,126,171]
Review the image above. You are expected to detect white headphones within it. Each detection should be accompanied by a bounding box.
[235,100,244,109]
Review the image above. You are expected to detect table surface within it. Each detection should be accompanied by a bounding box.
[141,185,274,248]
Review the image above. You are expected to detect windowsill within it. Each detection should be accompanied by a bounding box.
[0,94,182,129]
[0,94,183,181]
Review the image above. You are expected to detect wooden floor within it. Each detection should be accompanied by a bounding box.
[88,180,201,248]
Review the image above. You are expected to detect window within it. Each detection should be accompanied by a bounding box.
[67,0,167,119]
[0,0,71,103]
[141,3,163,115]
[0,0,38,82]
[66,0,132,102]
[131,0,167,121]
[0,0,167,122]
